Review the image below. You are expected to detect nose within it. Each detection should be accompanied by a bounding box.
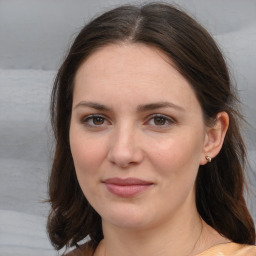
[107,126,144,168]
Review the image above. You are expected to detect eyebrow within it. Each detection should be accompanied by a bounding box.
[137,102,185,112]
[74,101,111,111]
[74,101,185,112]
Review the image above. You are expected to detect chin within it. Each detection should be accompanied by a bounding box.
[101,203,151,229]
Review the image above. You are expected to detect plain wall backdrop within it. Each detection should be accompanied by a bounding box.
[0,0,255,255]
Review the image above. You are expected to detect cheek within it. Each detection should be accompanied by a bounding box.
[148,130,204,178]
[69,125,108,179]
[69,132,107,204]
[71,140,105,174]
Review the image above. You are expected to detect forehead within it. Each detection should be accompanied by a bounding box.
[75,43,180,86]
[73,43,200,111]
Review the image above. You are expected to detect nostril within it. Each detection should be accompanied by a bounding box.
[107,129,144,167]
[107,146,144,168]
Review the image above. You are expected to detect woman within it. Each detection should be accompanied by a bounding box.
[47,3,256,255]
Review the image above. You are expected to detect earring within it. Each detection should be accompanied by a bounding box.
[205,156,212,163]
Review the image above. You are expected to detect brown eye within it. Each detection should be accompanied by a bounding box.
[146,114,175,128]
[92,116,105,125]
[82,114,109,127]
[153,116,167,126]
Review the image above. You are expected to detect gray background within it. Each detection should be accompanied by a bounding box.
[0,0,255,255]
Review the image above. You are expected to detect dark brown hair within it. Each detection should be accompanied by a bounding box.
[47,2,255,251]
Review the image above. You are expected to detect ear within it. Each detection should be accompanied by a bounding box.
[200,111,229,165]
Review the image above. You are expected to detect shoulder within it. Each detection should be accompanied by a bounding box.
[64,243,94,256]
[197,242,256,256]
[235,244,256,256]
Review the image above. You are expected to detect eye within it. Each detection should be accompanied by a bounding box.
[81,114,110,127]
[146,114,175,127]
[153,116,168,125]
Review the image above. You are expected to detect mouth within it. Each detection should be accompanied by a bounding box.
[102,177,154,197]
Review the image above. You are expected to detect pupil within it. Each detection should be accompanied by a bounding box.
[93,117,104,125]
[154,117,165,125]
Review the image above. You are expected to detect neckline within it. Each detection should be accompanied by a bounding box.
[196,242,243,255]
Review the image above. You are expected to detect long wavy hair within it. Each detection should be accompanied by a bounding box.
[47,2,256,251]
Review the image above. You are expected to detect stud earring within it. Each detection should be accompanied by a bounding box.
[205,155,212,163]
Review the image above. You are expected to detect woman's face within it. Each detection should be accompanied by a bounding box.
[70,43,209,230]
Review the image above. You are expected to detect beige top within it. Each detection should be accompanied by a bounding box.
[67,242,256,256]
[197,242,256,256]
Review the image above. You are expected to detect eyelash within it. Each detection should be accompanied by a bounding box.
[81,114,176,128]
[146,114,176,128]
[81,114,109,127]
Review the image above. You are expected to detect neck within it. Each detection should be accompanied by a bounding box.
[98,205,204,256]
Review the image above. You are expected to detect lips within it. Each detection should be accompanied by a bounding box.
[102,177,153,197]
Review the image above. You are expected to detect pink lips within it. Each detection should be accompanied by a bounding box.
[103,177,153,197]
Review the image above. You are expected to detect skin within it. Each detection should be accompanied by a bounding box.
[69,43,229,256]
